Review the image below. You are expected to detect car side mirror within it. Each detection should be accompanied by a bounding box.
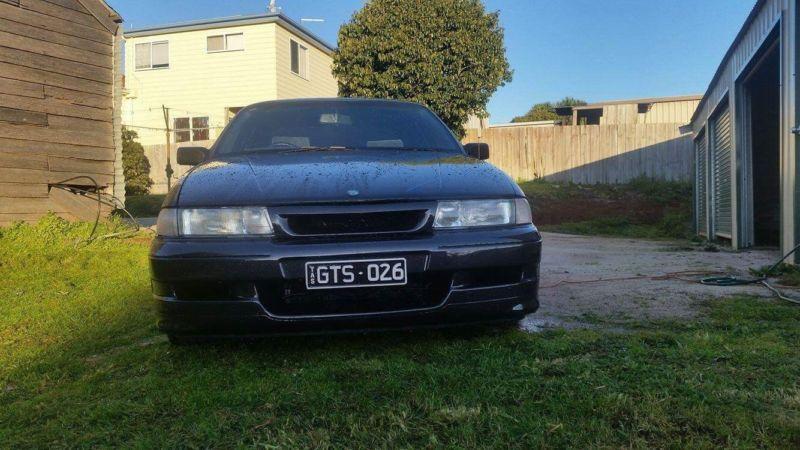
[464,143,490,160]
[177,146,208,166]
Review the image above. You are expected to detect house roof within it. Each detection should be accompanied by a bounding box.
[124,12,335,55]
[571,94,704,110]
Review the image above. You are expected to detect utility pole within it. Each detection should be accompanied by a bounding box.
[162,105,174,191]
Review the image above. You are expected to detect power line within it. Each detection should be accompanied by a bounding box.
[122,124,226,131]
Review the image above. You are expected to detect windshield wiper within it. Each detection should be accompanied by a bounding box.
[236,146,352,154]
[367,147,454,153]
[282,146,353,153]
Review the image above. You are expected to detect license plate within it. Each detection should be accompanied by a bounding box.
[305,258,407,290]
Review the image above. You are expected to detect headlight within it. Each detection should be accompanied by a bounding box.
[156,207,273,236]
[434,199,532,228]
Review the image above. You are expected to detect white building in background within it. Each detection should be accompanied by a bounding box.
[122,10,338,146]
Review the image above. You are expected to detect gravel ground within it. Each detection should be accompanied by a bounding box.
[522,232,791,331]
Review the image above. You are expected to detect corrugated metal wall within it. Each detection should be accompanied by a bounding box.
[691,0,796,257]
[695,132,708,235]
[712,107,733,238]
[692,0,784,134]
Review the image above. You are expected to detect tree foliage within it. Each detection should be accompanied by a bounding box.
[511,97,588,123]
[122,127,153,196]
[333,0,513,138]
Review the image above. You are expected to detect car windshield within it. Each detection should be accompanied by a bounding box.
[213,101,463,155]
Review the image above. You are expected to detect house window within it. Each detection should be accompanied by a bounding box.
[135,41,169,70]
[174,116,209,142]
[207,33,244,52]
[225,107,243,124]
[290,39,308,78]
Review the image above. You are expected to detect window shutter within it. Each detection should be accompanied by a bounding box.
[151,42,169,68]
[135,43,151,69]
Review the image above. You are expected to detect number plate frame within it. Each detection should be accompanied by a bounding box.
[304,258,408,290]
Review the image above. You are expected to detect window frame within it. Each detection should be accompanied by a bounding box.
[207,33,245,53]
[135,40,170,71]
[290,39,309,80]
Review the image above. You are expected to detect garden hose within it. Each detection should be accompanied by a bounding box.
[700,242,800,305]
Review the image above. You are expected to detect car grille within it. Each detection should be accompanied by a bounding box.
[257,272,452,317]
[282,210,428,236]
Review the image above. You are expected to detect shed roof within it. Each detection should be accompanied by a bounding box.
[690,0,767,124]
[77,0,123,34]
[124,12,335,55]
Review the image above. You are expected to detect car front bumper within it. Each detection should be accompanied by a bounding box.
[149,225,542,336]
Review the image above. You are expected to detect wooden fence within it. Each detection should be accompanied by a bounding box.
[142,123,692,193]
[464,123,693,183]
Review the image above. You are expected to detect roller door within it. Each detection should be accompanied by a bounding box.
[712,107,732,238]
[695,132,708,235]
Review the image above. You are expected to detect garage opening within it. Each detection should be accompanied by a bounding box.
[744,38,780,247]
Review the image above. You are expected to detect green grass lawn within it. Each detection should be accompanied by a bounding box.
[1,217,799,447]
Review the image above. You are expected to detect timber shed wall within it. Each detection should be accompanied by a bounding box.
[0,0,123,226]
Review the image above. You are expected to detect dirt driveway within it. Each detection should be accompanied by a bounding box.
[522,232,786,331]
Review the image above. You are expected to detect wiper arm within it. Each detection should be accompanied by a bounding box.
[282,146,353,153]
[237,146,350,154]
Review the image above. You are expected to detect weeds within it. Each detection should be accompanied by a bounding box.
[521,177,693,239]
[751,263,800,286]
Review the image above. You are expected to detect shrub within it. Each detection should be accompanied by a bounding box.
[122,127,153,196]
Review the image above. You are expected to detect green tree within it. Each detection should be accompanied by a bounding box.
[333,0,513,138]
[122,127,153,196]
[511,102,558,123]
[511,97,588,124]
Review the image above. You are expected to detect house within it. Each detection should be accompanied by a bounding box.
[0,0,124,226]
[557,95,702,126]
[690,0,793,259]
[122,10,338,148]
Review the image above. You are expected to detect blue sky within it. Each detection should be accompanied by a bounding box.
[112,0,755,123]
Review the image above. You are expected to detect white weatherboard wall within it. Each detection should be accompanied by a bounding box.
[123,22,337,146]
[275,25,337,99]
